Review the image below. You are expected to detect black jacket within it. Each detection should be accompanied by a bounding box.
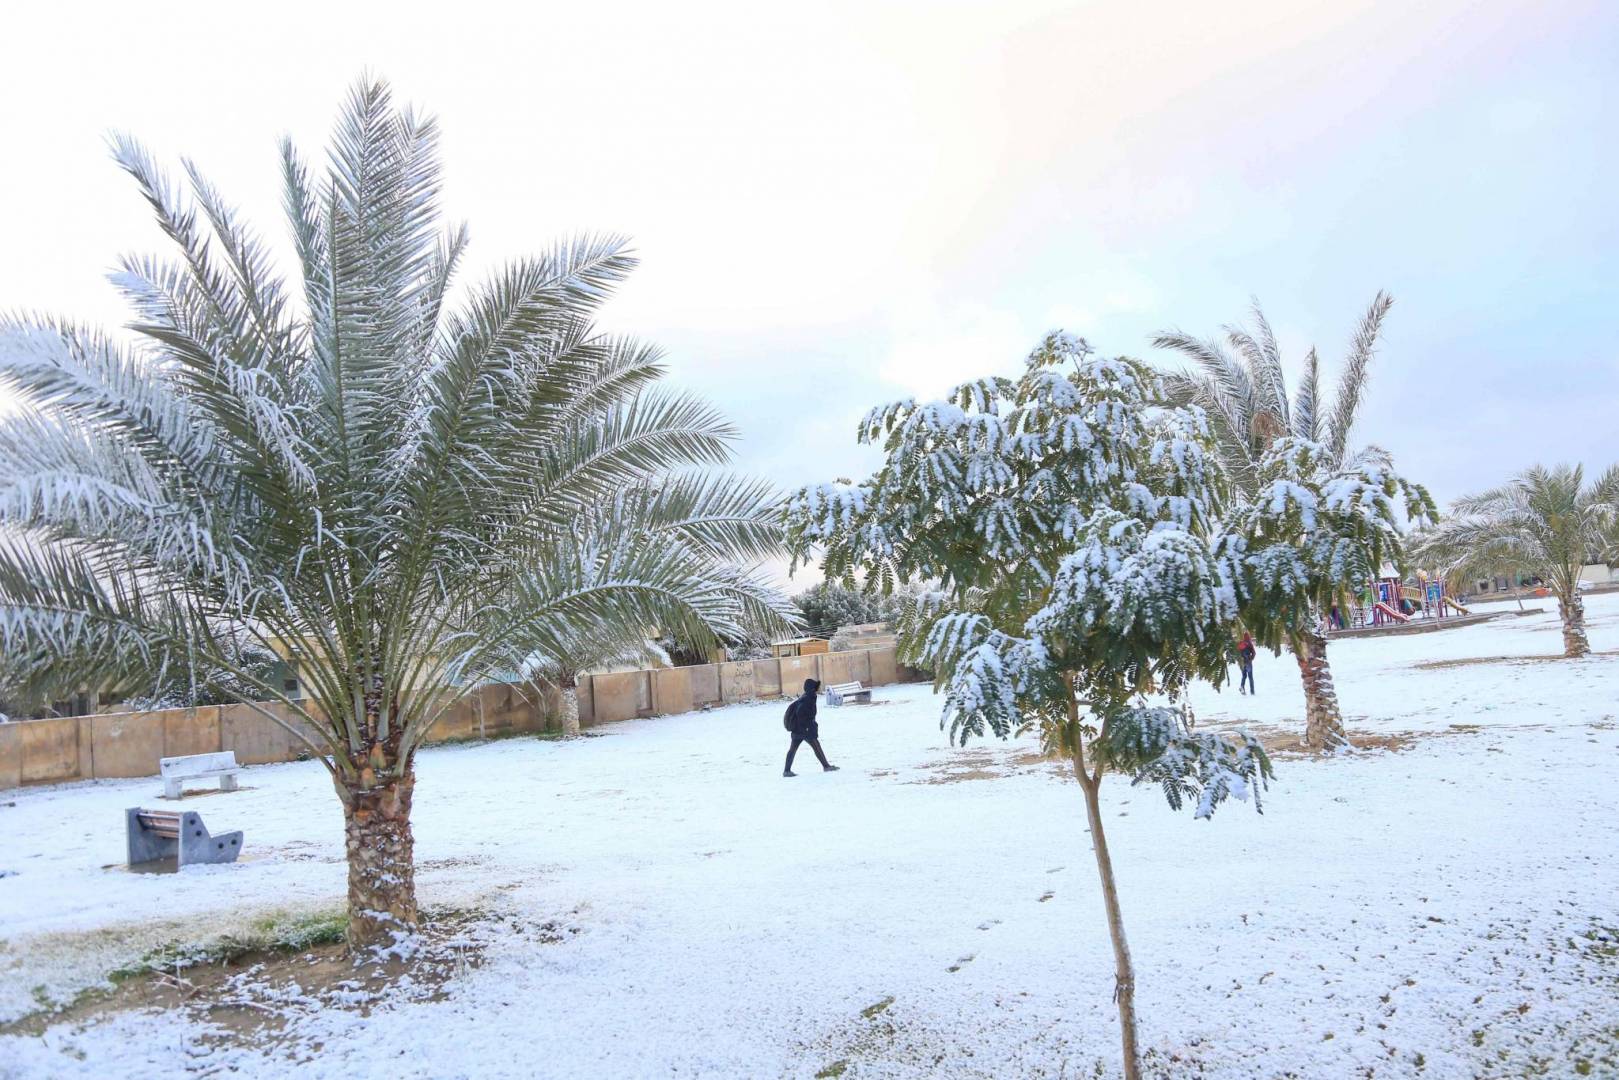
[789,678,820,735]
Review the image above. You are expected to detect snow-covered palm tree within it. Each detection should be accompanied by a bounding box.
[1416,464,1619,657]
[0,78,791,949]
[1154,294,1403,748]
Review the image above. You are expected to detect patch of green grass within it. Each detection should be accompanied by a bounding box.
[815,1062,848,1079]
[429,728,565,748]
[109,909,347,983]
[860,996,894,1020]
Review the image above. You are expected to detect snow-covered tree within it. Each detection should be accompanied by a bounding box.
[1228,439,1434,747]
[520,476,789,736]
[1415,464,1619,657]
[1155,295,1434,748]
[0,79,791,950]
[786,333,1275,1080]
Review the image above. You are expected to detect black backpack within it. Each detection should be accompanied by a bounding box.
[783,697,800,731]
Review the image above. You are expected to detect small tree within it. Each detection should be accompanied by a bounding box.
[787,334,1278,1079]
[791,581,891,637]
[1416,464,1619,657]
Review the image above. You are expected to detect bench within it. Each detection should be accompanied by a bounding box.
[126,808,244,868]
[160,751,242,799]
[823,681,873,706]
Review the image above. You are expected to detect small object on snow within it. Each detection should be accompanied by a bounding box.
[126,808,243,868]
[160,751,242,800]
[824,681,873,707]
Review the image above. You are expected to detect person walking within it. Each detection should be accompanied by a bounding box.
[783,678,839,777]
[1237,632,1257,695]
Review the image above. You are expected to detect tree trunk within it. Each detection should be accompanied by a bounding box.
[560,675,581,738]
[1295,630,1345,751]
[1558,591,1591,658]
[1073,757,1141,1080]
[335,764,419,950]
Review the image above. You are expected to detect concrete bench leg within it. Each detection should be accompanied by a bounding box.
[126,808,173,864]
[177,816,243,867]
[162,778,183,800]
[219,773,239,793]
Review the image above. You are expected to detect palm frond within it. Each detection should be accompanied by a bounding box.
[1293,346,1321,442]
[1324,291,1393,466]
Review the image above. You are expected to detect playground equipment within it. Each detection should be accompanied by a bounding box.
[1353,570,1470,628]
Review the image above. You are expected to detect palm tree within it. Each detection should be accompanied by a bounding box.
[1154,293,1397,748]
[522,476,790,737]
[1416,464,1619,657]
[0,78,791,950]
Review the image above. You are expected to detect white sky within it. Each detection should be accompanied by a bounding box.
[3,0,1616,588]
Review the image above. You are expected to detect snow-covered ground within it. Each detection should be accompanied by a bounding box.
[3,595,1618,1079]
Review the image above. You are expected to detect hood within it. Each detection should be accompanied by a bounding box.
[804,678,820,693]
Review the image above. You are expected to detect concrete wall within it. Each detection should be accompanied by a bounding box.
[689,664,721,707]
[0,646,914,788]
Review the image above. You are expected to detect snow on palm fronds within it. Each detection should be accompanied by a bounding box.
[0,76,793,768]
[1413,463,1619,658]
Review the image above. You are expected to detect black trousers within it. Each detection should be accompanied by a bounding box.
[785,735,830,770]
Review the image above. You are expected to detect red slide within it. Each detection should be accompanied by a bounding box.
[1372,601,1411,624]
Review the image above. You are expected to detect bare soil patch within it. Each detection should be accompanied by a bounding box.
[0,907,575,1049]
[1414,649,1619,671]
[910,747,1058,785]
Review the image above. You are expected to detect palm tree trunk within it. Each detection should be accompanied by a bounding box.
[560,674,581,737]
[1295,630,1345,750]
[1558,591,1591,658]
[336,761,419,950]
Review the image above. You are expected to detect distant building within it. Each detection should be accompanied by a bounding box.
[770,637,830,658]
[832,622,897,651]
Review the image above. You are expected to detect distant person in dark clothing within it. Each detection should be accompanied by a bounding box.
[1237,632,1256,695]
[784,678,839,777]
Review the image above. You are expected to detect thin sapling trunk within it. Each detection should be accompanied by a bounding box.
[1073,752,1141,1080]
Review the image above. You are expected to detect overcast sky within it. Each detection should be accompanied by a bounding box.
[3,0,1616,586]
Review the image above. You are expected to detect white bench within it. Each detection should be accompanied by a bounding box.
[824,681,873,706]
[160,751,242,799]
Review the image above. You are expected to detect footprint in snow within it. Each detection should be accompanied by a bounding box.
[1039,890,1055,903]
[947,954,975,972]
[977,918,1001,931]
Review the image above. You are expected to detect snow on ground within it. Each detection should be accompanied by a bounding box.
[2,595,1618,1079]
